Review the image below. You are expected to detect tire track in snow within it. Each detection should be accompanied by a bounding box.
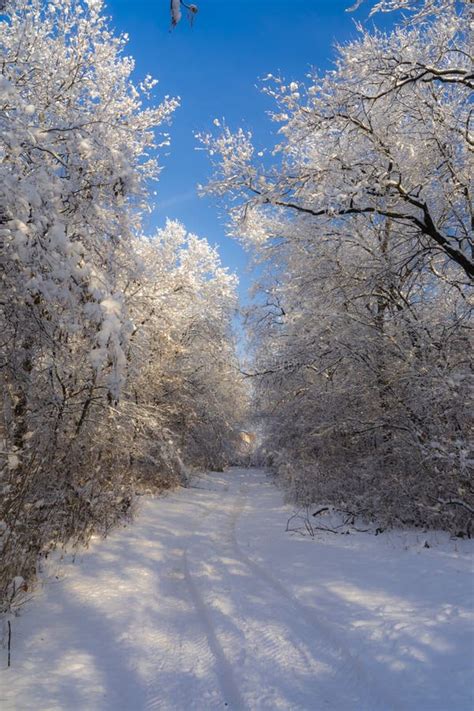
[183,549,245,710]
[204,522,336,709]
[189,474,377,709]
[145,475,242,711]
[197,490,337,709]
[228,481,400,711]
[146,470,398,710]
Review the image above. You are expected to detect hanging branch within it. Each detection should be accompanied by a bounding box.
[171,0,198,29]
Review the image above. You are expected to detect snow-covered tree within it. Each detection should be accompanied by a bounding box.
[202,0,473,530]
[203,1,472,278]
[0,1,245,612]
[121,220,246,481]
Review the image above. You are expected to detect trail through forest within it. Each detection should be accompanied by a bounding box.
[1,469,472,711]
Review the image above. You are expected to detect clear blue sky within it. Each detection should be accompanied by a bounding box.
[105,0,391,302]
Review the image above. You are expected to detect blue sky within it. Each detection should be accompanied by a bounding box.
[106,0,388,302]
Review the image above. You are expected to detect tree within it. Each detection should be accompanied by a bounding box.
[201,0,473,530]
[122,220,246,479]
[201,0,472,280]
[0,0,176,608]
[0,0,244,613]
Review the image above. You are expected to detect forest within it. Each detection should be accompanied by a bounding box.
[0,0,472,640]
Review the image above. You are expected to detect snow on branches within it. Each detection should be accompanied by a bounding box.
[171,0,198,29]
[202,6,473,279]
[0,0,244,614]
[201,1,473,532]
[348,0,463,21]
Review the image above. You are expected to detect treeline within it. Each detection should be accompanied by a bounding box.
[0,0,245,612]
[203,0,473,532]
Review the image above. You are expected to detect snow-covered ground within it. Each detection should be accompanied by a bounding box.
[1,468,473,710]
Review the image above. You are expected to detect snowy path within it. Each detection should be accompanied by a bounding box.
[1,468,473,710]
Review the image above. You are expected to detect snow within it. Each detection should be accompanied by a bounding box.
[170,0,181,26]
[1,468,473,710]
